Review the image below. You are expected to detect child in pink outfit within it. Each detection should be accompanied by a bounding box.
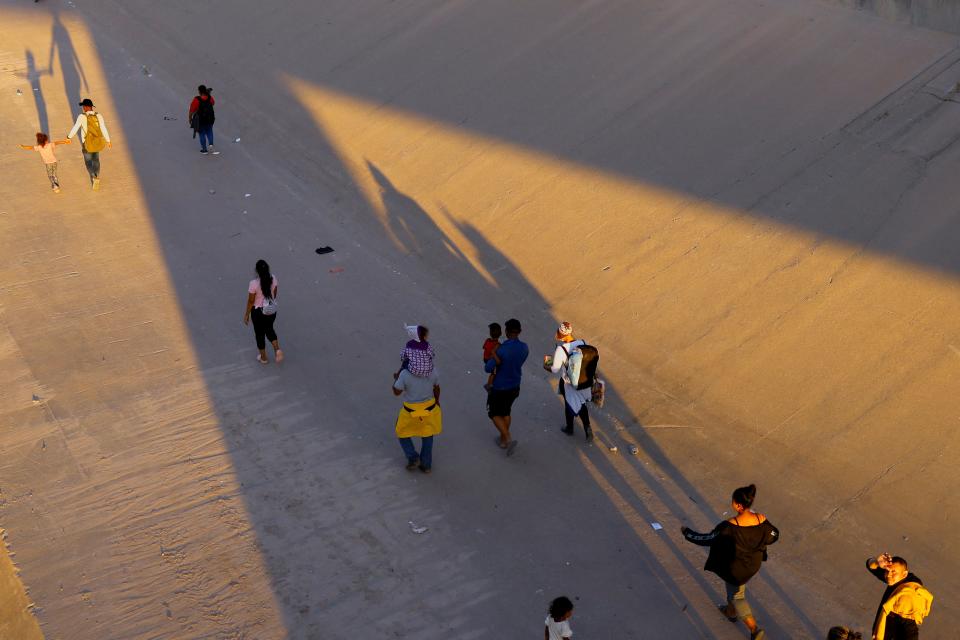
[18,132,71,192]
[399,325,435,378]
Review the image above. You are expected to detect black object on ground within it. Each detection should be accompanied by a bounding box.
[315,246,334,255]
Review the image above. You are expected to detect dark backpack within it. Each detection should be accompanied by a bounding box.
[195,96,215,127]
[563,342,599,390]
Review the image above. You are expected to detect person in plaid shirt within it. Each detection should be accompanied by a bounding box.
[399,325,435,377]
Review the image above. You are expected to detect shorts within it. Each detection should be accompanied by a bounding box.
[487,387,520,418]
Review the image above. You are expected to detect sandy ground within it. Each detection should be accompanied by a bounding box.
[1,1,958,638]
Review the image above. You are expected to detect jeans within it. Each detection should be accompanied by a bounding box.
[398,435,433,469]
[198,125,214,151]
[81,149,100,179]
[725,581,753,622]
[251,307,278,350]
[45,162,60,188]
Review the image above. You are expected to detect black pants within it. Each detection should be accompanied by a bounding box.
[564,401,590,430]
[251,307,278,349]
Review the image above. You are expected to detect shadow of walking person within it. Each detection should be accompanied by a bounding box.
[17,50,50,133]
[47,6,89,109]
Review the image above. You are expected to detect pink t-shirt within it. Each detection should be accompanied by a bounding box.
[248,275,278,308]
[35,142,58,164]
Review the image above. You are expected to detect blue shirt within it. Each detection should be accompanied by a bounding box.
[485,338,529,390]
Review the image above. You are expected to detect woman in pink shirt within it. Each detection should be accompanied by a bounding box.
[18,132,71,192]
[243,259,284,364]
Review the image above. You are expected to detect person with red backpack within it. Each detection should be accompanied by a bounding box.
[544,322,597,442]
[66,98,111,190]
[188,85,218,155]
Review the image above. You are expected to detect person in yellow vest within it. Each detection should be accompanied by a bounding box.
[392,360,441,474]
[66,98,111,190]
[866,554,933,640]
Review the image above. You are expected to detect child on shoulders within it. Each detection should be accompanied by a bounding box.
[400,325,435,378]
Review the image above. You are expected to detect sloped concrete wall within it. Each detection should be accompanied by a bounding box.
[827,0,960,33]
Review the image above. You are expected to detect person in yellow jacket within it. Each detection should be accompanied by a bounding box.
[866,554,933,640]
[392,366,441,474]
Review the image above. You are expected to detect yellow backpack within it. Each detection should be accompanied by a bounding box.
[84,113,106,152]
[875,582,934,638]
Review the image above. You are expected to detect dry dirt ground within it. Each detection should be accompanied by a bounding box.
[1,1,958,638]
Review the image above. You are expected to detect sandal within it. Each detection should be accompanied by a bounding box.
[256,355,268,364]
[275,349,284,363]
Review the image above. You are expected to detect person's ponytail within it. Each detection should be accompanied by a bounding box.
[255,259,273,301]
[732,484,757,509]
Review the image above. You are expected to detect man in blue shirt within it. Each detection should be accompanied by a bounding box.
[484,318,529,456]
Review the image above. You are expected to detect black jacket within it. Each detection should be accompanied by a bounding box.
[683,518,779,586]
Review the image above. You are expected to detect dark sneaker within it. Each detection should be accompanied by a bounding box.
[200,149,209,154]
[405,457,420,471]
[584,427,594,442]
[561,426,574,436]
[506,440,518,456]
[418,465,432,474]
[751,629,765,640]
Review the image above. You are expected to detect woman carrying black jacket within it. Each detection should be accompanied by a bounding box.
[681,484,779,640]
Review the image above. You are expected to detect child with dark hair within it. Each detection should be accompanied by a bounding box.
[544,596,574,640]
[681,484,779,640]
[482,322,502,390]
[399,325,435,377]
[826,626,862,640]
[18,132,71,192]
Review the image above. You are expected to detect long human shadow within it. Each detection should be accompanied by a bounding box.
[48,5,88,111]
[363,161,819,637]
[18,49,49,133]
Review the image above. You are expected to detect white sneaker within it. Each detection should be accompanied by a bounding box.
[210,145,220,155]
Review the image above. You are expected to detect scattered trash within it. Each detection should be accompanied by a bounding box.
[629,445,639,455]
[650,522,663,531]
[244,193,252,198]
[608,446,618,453]
[41,439,46,450]
[33,87,39,92]
[163,116,177,121]
[233,137,241,143]
[903,535,910,542]
[242,210,248,215]
[208,189,216,195]
[31,394,41,404]
[141,65,151,77]
[329,267,345,274]
[602,265,612,271]
[315,246,334,255]
[408,521,428,535]
[16,88,22,96]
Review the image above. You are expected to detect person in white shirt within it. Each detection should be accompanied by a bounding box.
[544,322,593,442]
[66,98,111,190]
[545,596,574,640]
